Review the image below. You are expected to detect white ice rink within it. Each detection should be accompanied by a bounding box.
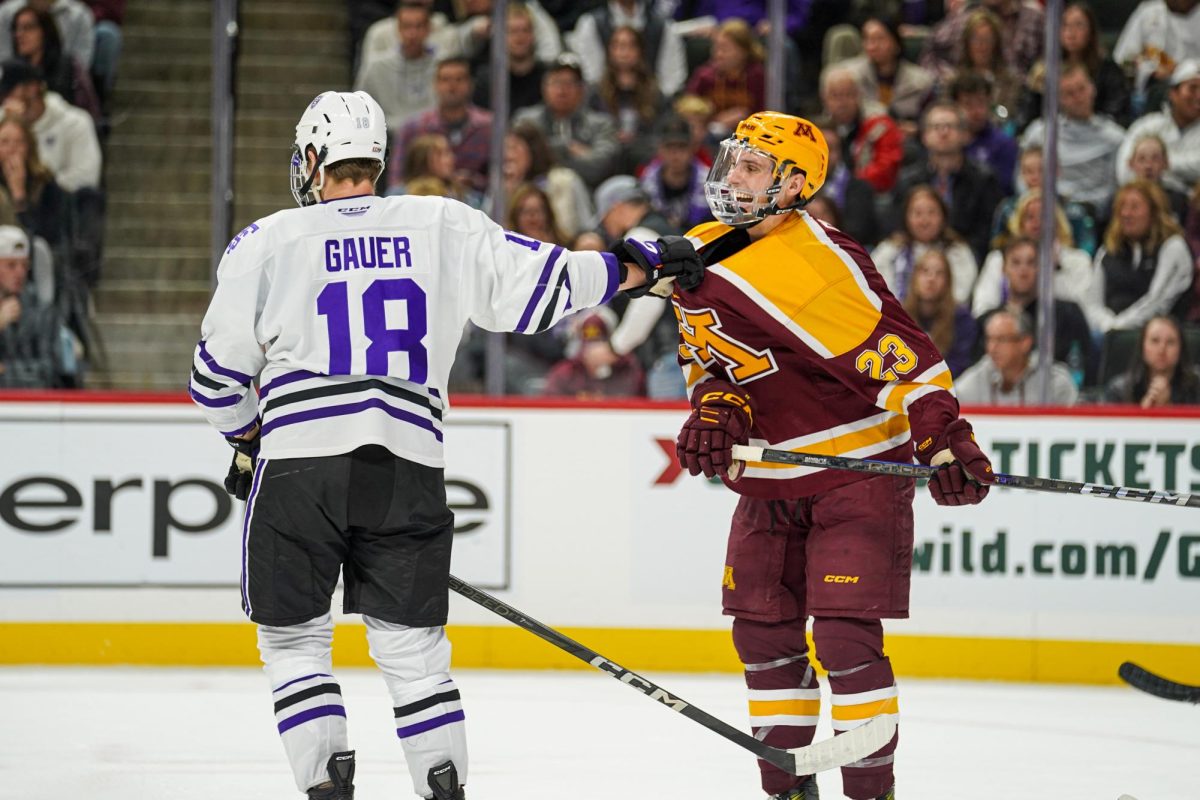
[2,666,1196,800]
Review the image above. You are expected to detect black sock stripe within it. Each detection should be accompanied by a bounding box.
[273,682,342,713]
[263,378,442,420]
[393,689,461,718]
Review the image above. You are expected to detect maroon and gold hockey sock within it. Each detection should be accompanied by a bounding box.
[814,617,899,800]
[732,617,818,795]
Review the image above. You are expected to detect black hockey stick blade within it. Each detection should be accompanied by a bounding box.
[731,446,1200,509]
[448,574,896,774]
[1118,662,1200,704]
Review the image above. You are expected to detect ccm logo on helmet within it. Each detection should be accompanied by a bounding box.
[823,574,860,584]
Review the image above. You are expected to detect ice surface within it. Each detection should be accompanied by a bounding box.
[1,667,1195,799]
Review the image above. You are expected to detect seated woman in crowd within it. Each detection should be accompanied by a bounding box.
[872,184,977,305]
[10,6,98,120]
[1020,1,1130,129]
[839,15,934,132]
[948,9,1022,124]
[1105,314,1200,405]
[395,133,483,209]
[0,116,65,248]
[685,18,765,139]
[589,25,665,175]
[1126,134,1189,222]
[901,249,977,376]
[994,145,1098,255]
[501,121,594,241]
[1087,180,1194,333]
[505,182,568,246]
[974,189,1096,317]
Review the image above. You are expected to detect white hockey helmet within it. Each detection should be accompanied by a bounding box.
[290,91,387,207]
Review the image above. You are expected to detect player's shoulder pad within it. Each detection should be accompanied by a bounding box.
[685,220,733,249]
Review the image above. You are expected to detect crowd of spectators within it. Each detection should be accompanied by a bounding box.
[0,0,117,389]
[348,0,1200,406]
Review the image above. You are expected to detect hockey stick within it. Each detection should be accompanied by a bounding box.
[448,574,897,775]
[730,445,1200,508]
[1118,661,1200,704]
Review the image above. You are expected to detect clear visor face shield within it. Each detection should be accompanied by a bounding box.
[704,139,799,227]
[290,145,327,207]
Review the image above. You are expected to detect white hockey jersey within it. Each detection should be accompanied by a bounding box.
[190,194,619,466]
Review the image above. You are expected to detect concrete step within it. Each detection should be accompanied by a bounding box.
[112,109,297,139]
[106,165,212,194]
[121,54,211,83]
[93,280,212,315]
[125,1,210,30]
[107,217,210,249]
[102,247,214,283]
[113,80,212,111]
[240,3,345,30]
[240,31,346,59]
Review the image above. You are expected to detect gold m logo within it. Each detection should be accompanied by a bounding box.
[675,305,777,384]
[723,566,736,590]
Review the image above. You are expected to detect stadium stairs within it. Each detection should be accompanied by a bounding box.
[90,0,349,390]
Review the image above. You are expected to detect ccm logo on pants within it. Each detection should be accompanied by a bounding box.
[824,575,860,584]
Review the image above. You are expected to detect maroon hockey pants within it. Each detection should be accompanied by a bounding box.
[723,475,912,799]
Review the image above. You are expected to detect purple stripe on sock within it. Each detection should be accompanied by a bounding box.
[395,709,465,739]
[259,369,321,400]
[273,673,334,694]
[600,251,620,303]
[198,341,254,385]
[189,385,242,408]
[240,459,267,616]
[277,704,346,735]
[260,398,443,441]
[515,245,563,333]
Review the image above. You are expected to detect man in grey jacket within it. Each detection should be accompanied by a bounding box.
[955,309,1079,406]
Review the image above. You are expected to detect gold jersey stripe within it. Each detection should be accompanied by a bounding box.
[751,414,911,469]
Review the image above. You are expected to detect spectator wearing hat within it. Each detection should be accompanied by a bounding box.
[542,306,645,398]
[1116,59,1200,193]
[0,223,70,387]
[639,114,710,233]
[592,172,678,243]
[1113,0,1200,106]
[512,53,620,188]
[0,59,100,192]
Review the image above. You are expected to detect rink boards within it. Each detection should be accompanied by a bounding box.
[1,393,1197,684]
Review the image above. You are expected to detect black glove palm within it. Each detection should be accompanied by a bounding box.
[612,235,705,298]
[224,435,259,501]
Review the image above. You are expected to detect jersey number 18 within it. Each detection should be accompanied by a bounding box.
[316,278,429,383]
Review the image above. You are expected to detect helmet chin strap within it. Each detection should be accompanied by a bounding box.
[298,145,329,201]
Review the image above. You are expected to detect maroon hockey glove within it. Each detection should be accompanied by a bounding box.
[916,418,994,506]
[676,380,753,479]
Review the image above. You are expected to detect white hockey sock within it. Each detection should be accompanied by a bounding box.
[258,614,350,792]
[365,616,468,797]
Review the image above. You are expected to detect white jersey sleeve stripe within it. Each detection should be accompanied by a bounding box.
[197,339,255,385]
[515,244,565,333]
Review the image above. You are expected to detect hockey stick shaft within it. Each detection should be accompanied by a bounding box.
[731,445,1200,508]
[448,574,896,774]
[1118,661,1200,704]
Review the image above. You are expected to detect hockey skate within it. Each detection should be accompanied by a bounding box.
[426,760,465,800]
[770,776,819,799]
[307,751,355,799]
[875,785,895,799]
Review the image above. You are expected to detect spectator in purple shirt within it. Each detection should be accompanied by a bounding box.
[951,70,1018,195]
[388,56,494,193]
